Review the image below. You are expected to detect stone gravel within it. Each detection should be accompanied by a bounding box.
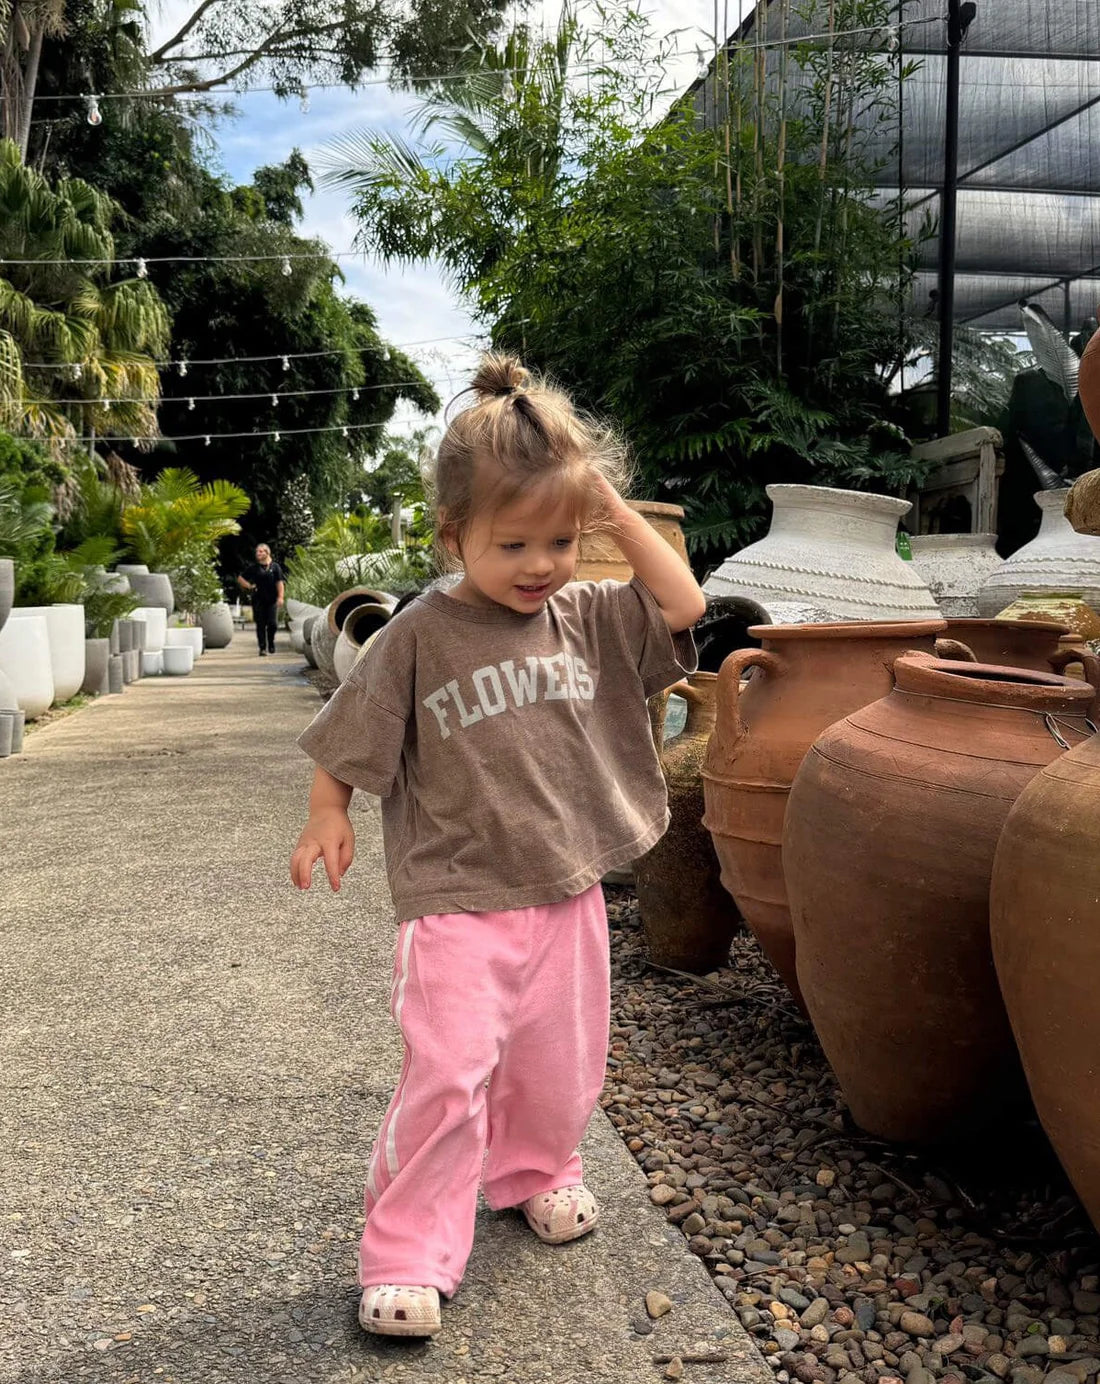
[602,892,1100,1384]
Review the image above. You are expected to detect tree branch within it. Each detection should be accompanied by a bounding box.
[147,19,354,94]
[149,0,224,63]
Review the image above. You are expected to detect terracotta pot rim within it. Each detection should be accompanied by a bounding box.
[747,619,946,641]
[892,653,1096,709]
[627,500,685,519]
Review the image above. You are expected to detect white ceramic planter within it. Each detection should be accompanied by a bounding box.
[128,571,174,614]
[0,614,54,717]
[162,645,194,676]
[141,649,164,676]
[1,707,25,753]
[8,604,86,702]
[286,598,323,622]
[0,558,13,633]
[909,533,1004,619]
[200,603,234,649]
[165,627,203,658]
[132,606,168,653]
[116,563,149,577]
[977,491,1100,616]
[0,666,18,710]
[334,604,392,682]
[703,485,941,623]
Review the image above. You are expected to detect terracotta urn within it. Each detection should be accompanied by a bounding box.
[909,533,1003,618]
[991,729,1100,1232]
[1065,471,1100,538]
[784,653,1097,1144]
[575,501,688,583]
[702,485,941,623]
[634,673,736,974]
[977,491,1100,614]
[701,619,946,1007]
[939,617,1074,671]
[1080,327,1100,444]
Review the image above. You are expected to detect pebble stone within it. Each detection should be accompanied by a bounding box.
[602,897,1100,1384]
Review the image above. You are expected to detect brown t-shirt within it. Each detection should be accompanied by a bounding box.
[297,577,697,922]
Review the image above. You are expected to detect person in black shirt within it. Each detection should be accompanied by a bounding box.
[237,544,285,655]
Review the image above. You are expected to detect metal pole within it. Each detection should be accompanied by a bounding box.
[936,0,964,438]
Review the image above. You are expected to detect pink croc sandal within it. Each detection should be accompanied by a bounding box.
[520,1185,600,1244]
[358,1283,442,1337]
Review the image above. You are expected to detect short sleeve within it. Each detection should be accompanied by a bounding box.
[606,576,698,697]
[296,618,413,796]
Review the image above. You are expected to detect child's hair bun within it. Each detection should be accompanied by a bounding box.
[470,352,530,399]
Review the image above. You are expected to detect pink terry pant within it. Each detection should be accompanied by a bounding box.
[358,883,611,1296]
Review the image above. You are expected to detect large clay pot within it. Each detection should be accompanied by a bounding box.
[784,653,1097,1144]
[81,638,110,695]
[978,491,1100,615]
[9,604,86,702]
[940,617,1075,671]
[634,673,735,974]
[0,614,54,717]
[909,533,1003,618]
[302,614,319,669]
[701,620,945,1006]
[1080,328,1100,442]
[200,602,234,650]
[334,603,392,682]
[703,485,941,624]
[575,501,688,582]
[127,571,174,615]
[0,558,13,632]
[991,730,1100,1231]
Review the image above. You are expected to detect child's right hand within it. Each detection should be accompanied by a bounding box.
[290,810,355,892]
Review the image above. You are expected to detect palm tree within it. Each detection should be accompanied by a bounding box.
[318,12,578,298]
[0,138,169,448]
[120,467,250,570]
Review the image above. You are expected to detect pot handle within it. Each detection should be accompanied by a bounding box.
[1049,647,1100,725]
[667,679,707,737]
[935,637,978,663]
[711,648,782,761]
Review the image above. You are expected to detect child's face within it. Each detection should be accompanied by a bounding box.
[448,485,581,615]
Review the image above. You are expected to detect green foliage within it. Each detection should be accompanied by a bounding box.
[0,138,169,448]
[285,504,434,607]
[327,0,929,566]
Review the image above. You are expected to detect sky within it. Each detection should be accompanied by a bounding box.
[146,1,748,441]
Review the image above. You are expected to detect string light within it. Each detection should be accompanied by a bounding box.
[187,397,195,410]
[17,379,431,408]
[342,426,349,438]
[281,355,290,371]
[20,333,470,370]
[298,84,310,113]
[204,435,211,446]
[351,387,359,400]
[501,72,516,101]
[273,430,281,443]
[281,256,292,276]
[61,420,395,445]
[135,258,147,278]
[85,95,102,126]
[271,393,279,406]
[178,359,188,377]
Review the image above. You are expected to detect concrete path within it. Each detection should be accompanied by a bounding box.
[0,634,770,1384]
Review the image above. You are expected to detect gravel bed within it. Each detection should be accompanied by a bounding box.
[602,890,1100,1384]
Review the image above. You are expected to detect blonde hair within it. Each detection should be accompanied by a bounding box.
[428,353,631,566]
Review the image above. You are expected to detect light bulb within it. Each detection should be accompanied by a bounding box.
[271,393,279,406]
[351,387,359,401]
[131,437,139,448]
[273,430,281,444]
[136,258,148,279]
[382,347,390,361]
[72,363,82,381]
[179,359,189,377]
[298,85,310,113]
[342,426,348,439]
[281,355,289,371]
[187,397,195,411]
[281,256,292,276]
[502,72,516,101]
[86,95,102,127]
[204,435,211,446]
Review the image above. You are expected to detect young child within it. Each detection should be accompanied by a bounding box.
[290,354,706,1338]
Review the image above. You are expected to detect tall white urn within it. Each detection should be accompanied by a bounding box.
[909,533,1004,619]
[0,614,54,717]
[132,606,168,653]
[8,604,86,702]
[977,491,1100,616]
[702,484,941,623]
